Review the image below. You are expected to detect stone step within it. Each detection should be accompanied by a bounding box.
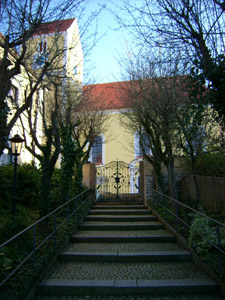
[65,242,184,253]
[78,222,164,231]
[38,279,218,296]
[96,201,141,205]
[58,250,192,262]
[88,209,151,215]
[36,201,222,299]
[35,293,225,300]
[41,260,213,281]
[70,234,176,243]
[84,215,157,222]
[93,205,148,210]
[72,229,170,236]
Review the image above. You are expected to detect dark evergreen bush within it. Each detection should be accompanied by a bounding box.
[0,163,40,210]
[183,151,225,177]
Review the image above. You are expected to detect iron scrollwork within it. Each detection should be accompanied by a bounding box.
[96,160,140,201]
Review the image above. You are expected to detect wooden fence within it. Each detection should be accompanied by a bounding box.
[181,175,225,214]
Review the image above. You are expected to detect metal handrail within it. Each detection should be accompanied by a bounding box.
[0,188,92,287]
[149,188,225,268]
[150,188,225,227]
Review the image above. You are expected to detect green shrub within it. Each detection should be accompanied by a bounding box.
[49,167,85,212]
[0,214,32,246]
[183,151,225,177]
[0,164,14,209]
[0,192,94,300]
[196,152,225,177]
[0,163,40,210]
[17,164,40,208]
[188,214,217,255]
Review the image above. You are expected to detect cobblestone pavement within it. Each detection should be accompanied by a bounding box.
[66,242,183,252]
[35,294,224,300]
[73,230,170,237]
[86,214,153,217]
[44,261,209,280]
[81,222,160,225]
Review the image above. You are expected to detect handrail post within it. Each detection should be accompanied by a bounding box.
[191,211,194,224]
[66,203,69,219]
[73,196,77,215]
[217,224,221,269]
[175,201,179,232]
[54,212,57,248]
[33,225,36,274]
[164,194,167,214]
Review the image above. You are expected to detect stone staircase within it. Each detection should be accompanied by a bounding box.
[35,201,224,300]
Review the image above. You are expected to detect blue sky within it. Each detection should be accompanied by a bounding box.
[81,0,133,84]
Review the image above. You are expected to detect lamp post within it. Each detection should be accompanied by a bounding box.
[9,134,24,216]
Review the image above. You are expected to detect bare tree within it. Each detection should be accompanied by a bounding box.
[56,80,108,204]
[114,0,225,124]
[19,82,60,217]
[0,0,103,155]
[119,57,185,199]
[176,82,223,202]
[19,77,108,215]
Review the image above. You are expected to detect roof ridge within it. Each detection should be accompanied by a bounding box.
[33,18,76,35]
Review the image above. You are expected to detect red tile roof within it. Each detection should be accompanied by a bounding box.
[82,81,132,111]
[33,18,75,36]
[81,77,189,112]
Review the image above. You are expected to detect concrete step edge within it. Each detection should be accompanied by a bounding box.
[84,216,157,222]
[38,279,218,296]
[88,210,151,215]
[70,235,176,243]
[96,202,142,205]
[93,205,148,209]
[58,250,192,262]
[78,224,164,230]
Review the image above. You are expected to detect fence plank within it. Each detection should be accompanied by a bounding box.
[181,175,225,214]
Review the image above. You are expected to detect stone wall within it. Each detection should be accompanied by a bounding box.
[144,158,189,200]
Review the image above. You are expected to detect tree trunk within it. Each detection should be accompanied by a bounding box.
[60,126,77,204]
[191,157,201,205]
[166,157,178,200]
[152,158,164,193]
[39,127,60,218]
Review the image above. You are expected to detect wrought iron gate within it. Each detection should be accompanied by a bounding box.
[96,160,140,201]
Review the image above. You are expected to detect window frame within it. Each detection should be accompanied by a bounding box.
[89,134,105,165]
[134,131,152,158]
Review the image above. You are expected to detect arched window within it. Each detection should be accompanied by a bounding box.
[92,135,103,164]
[134,131,152,158]
[139,131,151,156]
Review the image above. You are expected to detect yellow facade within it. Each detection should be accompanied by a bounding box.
[103,111,135,164]
[0,44,43,165]
[0,18,83,165]
[83,81,141,166]
[27,18,83,84]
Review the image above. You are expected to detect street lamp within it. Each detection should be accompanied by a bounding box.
[9,134,24,215]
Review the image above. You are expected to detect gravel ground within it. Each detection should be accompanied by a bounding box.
[35,294,225,300]
[66,242,183,252]
[44,261,209,280]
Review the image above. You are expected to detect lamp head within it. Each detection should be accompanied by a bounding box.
[9,134,24,156]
